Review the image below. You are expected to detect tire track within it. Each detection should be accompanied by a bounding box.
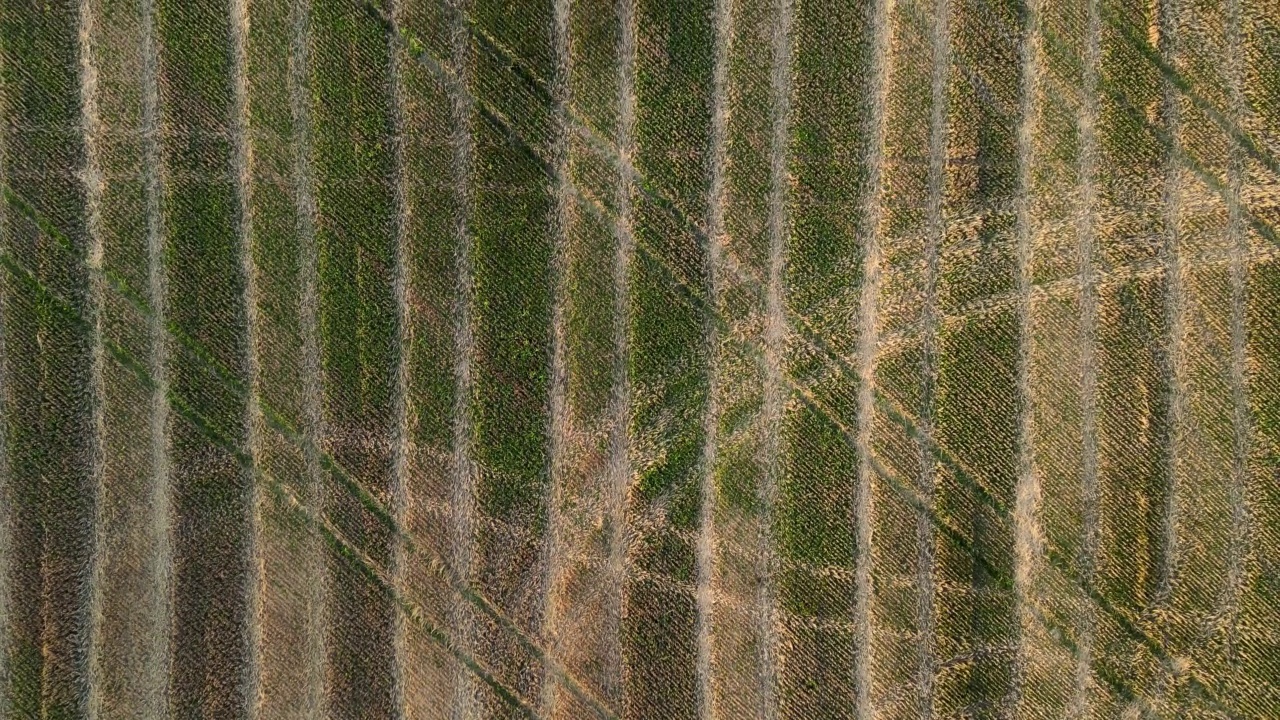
[79,0,109,710]
[446,1,479,716]
[141,6,173,703]
[387,0,413,712]
[917,0,951,714]
[698,0,731,712]
[290,0,330,712]
[1073,0,1102,715]
[1011,0,1043,710]
[229,0,263,712]
[606,0,636,710]
[853,0,895,715]
[1155,0,1184,623]
[1221,0,1249,671]
[540,0,574,712]
[757,0,791,712]
[1149,0,1188,710]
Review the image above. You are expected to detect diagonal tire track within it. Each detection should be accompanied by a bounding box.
[0,245,550,720]
[7,0,1269,707]
[374,10,1266,715]
[7,1,1258,705]
[0,184,621,720]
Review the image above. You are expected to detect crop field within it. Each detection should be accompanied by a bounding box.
[0,0,1278,717]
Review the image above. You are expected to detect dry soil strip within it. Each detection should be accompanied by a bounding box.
[387,0,414,712]
[758,0,793,714]
[290,0,329,711]
[1072,0,1102,715]
[1011,0,1044,709]
[447,1,480,716]
[78,0,109,712]
[143,0,175,709]
[916,0,953,714]
[605,0,637,712]
[539,0,574,712]
[853,0,896,715]
[228,0,265,713]
[698,0,734,715]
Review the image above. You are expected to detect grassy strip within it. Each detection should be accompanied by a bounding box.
[928,0,1025,714]
[707,0,781,713]
[1242,257,1280,717]
[0,2,95,716]
[240,0,328,714]
[541,0,627,713]
[391,0,465,713]
[1239,4,1280,715]
[1089,0,1176,713]
[1015,0,1091,714]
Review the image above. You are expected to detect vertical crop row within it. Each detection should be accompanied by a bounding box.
[1155,0,1262,713]
[867,0,944,716]
[1092,0,1175,712]
[310,0,401,713]
[930,0,1024,712]
[0,2,95,717]
[393,0,469,713]
[1242,0,1280,715]
[624,0,714,716]
[83,0,170,714]
[242,0,327,712]
[705,0,781,714]
[542,0,628,714]
[777,0,870,716]
[462,0,557,715]
[1019,0,1092,712]
[155,0,253,714]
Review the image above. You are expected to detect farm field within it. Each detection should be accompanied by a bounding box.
[1,0,1279,717]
